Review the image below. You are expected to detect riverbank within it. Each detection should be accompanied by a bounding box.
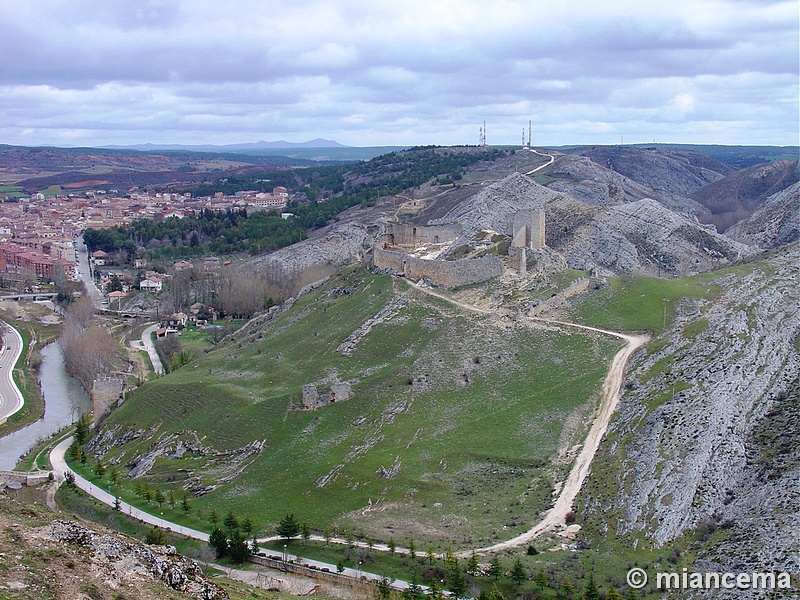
[0,303,60,438]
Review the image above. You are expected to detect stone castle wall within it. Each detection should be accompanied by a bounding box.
[374,246,502,287]
[384,223,462,247]
[92,376,125,425]
[509,208,545,249]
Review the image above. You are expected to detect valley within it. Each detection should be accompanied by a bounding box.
[0,142,797,599]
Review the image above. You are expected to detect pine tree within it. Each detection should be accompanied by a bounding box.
[228,528,250,564]
[489,556,502,581]
[606,586,623,600]
[534,569,547,592]
[467,551,479,575]
[224,511,239,531]
[448,562,467,599]
[75,413,90,445]
[144,526,166,545]
[388,537,396,556]
[583,574,600,600]
[408,537,416,560]
[276,513,300,539]
[209,527,228,558]
[510,558,527,587]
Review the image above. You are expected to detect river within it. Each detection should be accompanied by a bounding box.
[0,342,90,470]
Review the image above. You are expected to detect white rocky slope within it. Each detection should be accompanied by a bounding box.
[578,244,800,593]
[429,171,560,244]
[725,181,800,249]
[549,197,754,277]
[541,154,708,215]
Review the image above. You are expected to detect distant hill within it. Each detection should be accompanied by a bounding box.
[102,138,348,151]
[690,159,799,231]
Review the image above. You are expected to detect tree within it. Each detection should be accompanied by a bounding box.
[534,569,548,593]
[223,511,239,531]
[209,507,219,527]
[448,563,467,599]
[74,413,91,445]
[154,488,166,509]
[181,494,191,513]
[228,528,250,564]
[301,522,311,546]
[582,574,600,600]
[403,581,425,600]
[489,556,502,581]
[510,558,527,587]
[408,537,416,560]
[276,513,301,540]
[375,576,393,600]
[388,537,396,556]
[467,551,479,575]
[560,578,575,599]
[478,586,507,600]
[241,515,254,537]
[606,586,623,600]
[209,527,228,558]
[145,526,167,545]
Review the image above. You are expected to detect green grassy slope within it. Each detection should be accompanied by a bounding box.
[88,266,621,548]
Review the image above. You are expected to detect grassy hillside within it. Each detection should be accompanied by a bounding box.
[83,266,621,548]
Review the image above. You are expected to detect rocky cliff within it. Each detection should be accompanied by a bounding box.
[546,196,752,277]
[578,244,800,588]
[725,181,800,249]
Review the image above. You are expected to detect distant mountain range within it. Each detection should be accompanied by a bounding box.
[101,138,349,152]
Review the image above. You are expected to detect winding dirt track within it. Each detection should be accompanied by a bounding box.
[402,281,649,555]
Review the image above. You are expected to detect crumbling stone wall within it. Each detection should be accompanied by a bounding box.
[383,223,462,247]
[91,376,125,426]
[509,208,545,249]
[374,246,502,287]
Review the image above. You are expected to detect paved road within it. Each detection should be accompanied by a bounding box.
[49,435,415,589]
[130,323,165,375]
[51,436,209,540]
[0,321,25,425]
[75,235,104,308]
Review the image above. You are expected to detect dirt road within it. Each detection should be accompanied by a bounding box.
[402,280,650,554]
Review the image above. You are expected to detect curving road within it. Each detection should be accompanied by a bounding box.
[50,277,647,580]
[0,320,25,425]
[49,435,415,589]
[130,323,165,376]
[524,148,555,174]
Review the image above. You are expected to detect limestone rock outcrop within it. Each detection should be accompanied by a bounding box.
[726,181,800,249]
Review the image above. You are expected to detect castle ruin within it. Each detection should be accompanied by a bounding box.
[374,222,502,287]
[91,376,125,426]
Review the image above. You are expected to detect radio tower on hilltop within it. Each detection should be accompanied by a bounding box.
[479,121,486,146]
[528,120,532,148]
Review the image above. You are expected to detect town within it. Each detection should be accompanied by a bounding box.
[0,185,293,294]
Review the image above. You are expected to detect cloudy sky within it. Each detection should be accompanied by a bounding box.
[1,0,797,147]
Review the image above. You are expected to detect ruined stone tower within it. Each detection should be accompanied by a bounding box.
[91,376,125,426]
[509,208,546,250]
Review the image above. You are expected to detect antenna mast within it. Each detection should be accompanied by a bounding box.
[528,120,532,148]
